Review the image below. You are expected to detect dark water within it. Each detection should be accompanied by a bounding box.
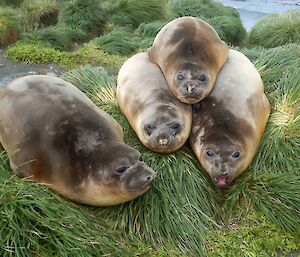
[0,49,63,88]
[215,0,300,30]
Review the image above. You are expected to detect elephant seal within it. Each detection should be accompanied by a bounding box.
[189,50,270,187]
[117,52,192,153]
[148,16,229,104]
[0,75,156,206]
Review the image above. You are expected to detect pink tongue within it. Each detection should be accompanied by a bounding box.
[217,176,227,186]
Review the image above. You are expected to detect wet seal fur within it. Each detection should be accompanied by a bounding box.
[117,52,192,153]
[0,75,156,206]
[148,16,229,104]
[189,50,270,187]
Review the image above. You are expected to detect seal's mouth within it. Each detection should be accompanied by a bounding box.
[213,176,230,187]
[179,95,202,104]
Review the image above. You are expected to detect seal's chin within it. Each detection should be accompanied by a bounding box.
[178,94,204,104]
[212,175,233,188]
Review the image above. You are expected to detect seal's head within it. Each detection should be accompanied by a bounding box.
[172,62,210,104]
[100,142,156,193]
[148,17,229,104]
[142,121,182,153]
[77,141,156,206]
[138,104,187,153]
[198,138,244,187]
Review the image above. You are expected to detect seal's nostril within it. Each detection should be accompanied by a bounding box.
[159,138,168,145]
[146,176,152,181]
[188,85,195,93]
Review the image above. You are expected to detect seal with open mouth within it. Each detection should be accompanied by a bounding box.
[189,50,270,187]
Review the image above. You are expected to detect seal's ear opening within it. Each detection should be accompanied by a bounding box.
[168,122,181,135]
[144,123,156,136]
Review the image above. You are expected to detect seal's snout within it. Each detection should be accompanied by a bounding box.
[158,137,169,146]
[187,84,196,93]
[144,172,156,182]
[142,168,157,183]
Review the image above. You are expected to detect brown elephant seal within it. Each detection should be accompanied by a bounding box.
[148,16,229,104]
[189,50,270,187]
[117,52,192,153]
[0,75,156,206]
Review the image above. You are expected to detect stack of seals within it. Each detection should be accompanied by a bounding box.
[117,16,270,187]
[0,75,156,206]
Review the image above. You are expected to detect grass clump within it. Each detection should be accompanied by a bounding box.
[62,65,218,256]
[207,15,246,46]
[171,0,239,19]
[247,10,300,48]
[5,42,127,70]
[19,26,78,51]
[252,44,300,93]
[137,20,166,38]
[106,0,171,28]
[207,210,300,257]
[92,27,139,55]
[0,7,19,46]
[19,0,59,32]
[0,152,151,257]
[0,0,24,7]
[58,0,105,38]
[253,70,300,172]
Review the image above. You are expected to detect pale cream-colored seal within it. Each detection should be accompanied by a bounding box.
[0,75,156,205]
[117,52,192,153]
[148,16,229,104]
[189,50,270,187]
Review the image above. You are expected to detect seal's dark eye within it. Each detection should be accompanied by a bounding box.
[144,123,156,135]
[139,156,143,161]
[231,151,240,159]
[115,166,128,175]
[199,74,207,83]
[168,122,180,130]
[206,150,214,157]
[176,74,185,81]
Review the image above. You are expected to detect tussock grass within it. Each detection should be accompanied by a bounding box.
[19,0,59,32]
[0,0,24,7]
[0,7,19,46]
[137,21,167,38]
[240,46,267,62]
[92,27,139,55]
[207,15,246,46]
[19,26,78,51]
[253,44,300,93]
[106,0,171,28]
[62,65,218,256]
[253,70,300,172]
[0,152,146,257]
[171,0,239,19]
[247,10,300,48]
[58,0,104,37]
